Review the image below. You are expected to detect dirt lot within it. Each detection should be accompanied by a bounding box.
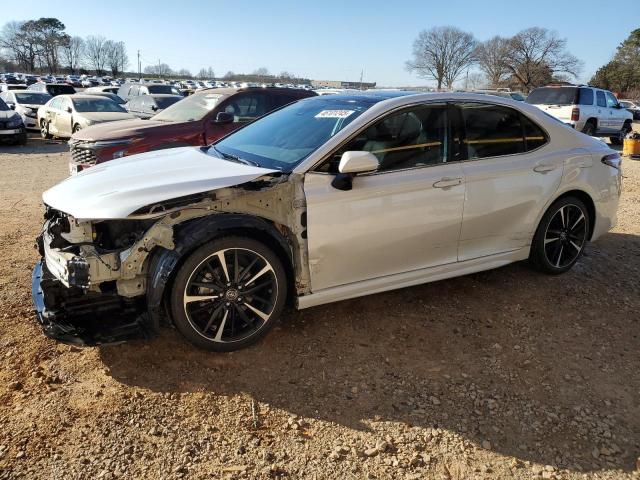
[0,134,638,480]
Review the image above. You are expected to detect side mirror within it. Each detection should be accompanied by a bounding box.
[151,105,158,111]
[66,106,72,113]
[332,151,379,191]
[214,111,234,124]
[7,103,15,110]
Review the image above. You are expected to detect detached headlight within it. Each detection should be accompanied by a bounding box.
[7,115,23,128]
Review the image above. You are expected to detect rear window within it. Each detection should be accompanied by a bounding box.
[147,84,182,95]
[526,87,577,106]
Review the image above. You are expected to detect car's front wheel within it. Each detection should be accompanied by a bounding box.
[529,197,590,274]
[170,236,287,351]
[40,120,52,139]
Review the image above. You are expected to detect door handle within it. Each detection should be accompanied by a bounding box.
[533,163,557,173]
[433,177,462,188]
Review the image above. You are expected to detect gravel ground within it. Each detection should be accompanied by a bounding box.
[0,134,639,480]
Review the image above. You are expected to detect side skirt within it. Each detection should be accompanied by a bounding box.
[296,247,530,310]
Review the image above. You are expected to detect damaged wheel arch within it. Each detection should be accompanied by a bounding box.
[145,213,298,330]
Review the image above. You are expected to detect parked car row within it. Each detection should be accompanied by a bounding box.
[68,86,316,173]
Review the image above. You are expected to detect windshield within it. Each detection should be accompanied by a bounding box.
[510,92,526,101]
[212,96,375,171]
[147,84,182,95]
[152,92,221,122]
[526,87,577,105]
[155,96,182,109]
[14,92,52,105]
[72,97,127,113]
[0,98,9,111]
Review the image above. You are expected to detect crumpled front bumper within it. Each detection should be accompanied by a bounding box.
[31,260,152,346]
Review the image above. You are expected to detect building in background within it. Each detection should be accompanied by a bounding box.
[311,79,376,89]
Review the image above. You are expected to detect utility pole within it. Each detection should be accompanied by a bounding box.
[137,50,141,80]
[359,68,364,90]
[158,59,161,80]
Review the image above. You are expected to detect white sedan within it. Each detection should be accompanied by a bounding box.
[34,92,621,351]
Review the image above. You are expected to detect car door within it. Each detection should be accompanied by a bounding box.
[304,103,466,291]
[54,97,72,137]
[46,97,62,134]
[605,91,625,131]
[455,102,565,261]
[595,90,609,132]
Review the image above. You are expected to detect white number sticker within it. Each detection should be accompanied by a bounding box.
[315,110,355,119]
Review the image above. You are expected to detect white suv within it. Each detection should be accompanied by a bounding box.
[526,85,633,145]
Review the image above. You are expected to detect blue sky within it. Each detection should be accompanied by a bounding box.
[7,0,637,86]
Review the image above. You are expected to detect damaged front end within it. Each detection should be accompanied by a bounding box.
[32,208,163,345]
[31,167,310,347]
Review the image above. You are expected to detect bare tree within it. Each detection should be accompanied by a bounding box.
[197,67,215,79]
[143,63,172,77]
[476,36,510,88]
[252,67,269,77]
[0,21,38,72]
[502,27,582,91]
[177,68,192,77]
[406,26,477,90]
[61,36,84,73]
[85,35,107,75]
[466,72,486,90]
[104,40,128,77]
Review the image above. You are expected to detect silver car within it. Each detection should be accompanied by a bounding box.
[37,94,136,139]
[33,92,621,351]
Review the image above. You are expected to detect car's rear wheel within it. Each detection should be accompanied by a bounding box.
[529,197,590,274]
[581,121,596,137]
[610,121,632,145]
[40,120,52,139]
[169,236,287,352]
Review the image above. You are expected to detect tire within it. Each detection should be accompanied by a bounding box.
[581,121,596,137]
[40,120,52,139]
[169,236,287,352]
[529,196,590,275]
[610,121,632,146]
[17,132,27,146]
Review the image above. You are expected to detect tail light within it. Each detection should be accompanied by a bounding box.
[571,107,580,122]
[602,153,621,170]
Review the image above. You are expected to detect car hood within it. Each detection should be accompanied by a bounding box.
[42,147,279,220]
[0,111,20,121]
[81,111,137,123]
[70,118,171,141]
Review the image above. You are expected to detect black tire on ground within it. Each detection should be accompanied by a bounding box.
[169,236,287,352]
[610,121,632,146]
[40,120,52,139]
[16,132,27,146]
[581,121,596,136]
[529,196,590,275]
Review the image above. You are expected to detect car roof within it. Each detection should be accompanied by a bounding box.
[194,86,315,97]
[142,93,183,98]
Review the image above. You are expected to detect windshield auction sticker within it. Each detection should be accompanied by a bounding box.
[315,110,355,119]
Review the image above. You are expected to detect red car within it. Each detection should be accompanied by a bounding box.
[68,87,316,174]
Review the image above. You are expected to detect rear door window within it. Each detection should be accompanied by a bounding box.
[596,91,606,108]
[578,88,594,105]
[521,115,548,151]
[459,103,525,159]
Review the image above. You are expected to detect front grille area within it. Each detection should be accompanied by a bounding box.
[70,144,97,165]
[0,122,6,129]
